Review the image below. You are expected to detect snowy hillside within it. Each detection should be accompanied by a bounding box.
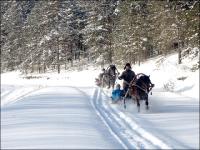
[2,48,198,101]
[1,50,199,149]
[131,47,199,99]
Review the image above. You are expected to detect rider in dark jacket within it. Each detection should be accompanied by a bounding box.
[118,63,136,96]
[107,64,119,89]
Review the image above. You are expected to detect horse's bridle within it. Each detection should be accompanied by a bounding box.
[140,80,154,93]
[129,73,154,94]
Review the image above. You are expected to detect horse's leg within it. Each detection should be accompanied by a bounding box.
[145,95,149,110]
[130,93,135,104]
[102,76,105,87]
[132,96,136,104]
[136,96,140,112]
[108,78,111,89]
[129,89,135,104]
[133,88,136,104]
[105,77,109,88]
[112,79,115,89]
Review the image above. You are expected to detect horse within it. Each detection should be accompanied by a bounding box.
[102,65,119,89]
[101,73,110,87]
[129,73,154,112]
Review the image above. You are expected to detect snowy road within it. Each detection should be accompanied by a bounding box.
[102,88,199,149]
[1,85,199,149]
[1,86,125,149]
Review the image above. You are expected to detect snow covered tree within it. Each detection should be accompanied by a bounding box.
[1,1,35,72]
[1,0,199,72]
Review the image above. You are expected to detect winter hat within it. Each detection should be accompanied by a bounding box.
[116,84,121,89]
[110,64,116,69]
[124,63,131,70]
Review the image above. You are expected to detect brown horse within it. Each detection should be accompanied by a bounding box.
[102,65,119,89]
[129,73,154,112]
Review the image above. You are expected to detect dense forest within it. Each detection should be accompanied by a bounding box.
[1,0,199,73]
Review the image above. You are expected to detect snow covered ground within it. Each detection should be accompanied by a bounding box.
[2,86,126,149]
[1,51,199,149]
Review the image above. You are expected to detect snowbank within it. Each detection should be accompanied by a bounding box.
[1,67,100,87]
[130,47,199,100]
[1,47,199,105]
[1,67,100,106]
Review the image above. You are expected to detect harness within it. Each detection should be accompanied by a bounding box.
[124,80,148,94]
[132,83,148,94]
[124,73,154,94]
[123,73,154,109]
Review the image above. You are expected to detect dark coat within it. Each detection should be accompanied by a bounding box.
[118,69,135,83]
[107,66,117,81]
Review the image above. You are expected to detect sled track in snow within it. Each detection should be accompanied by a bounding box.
[75,87,172,149]
[2,85,195,149]
[1,85,46,107]
[8,85,171,149]
[88,87,172,149]
[73,87,128,149]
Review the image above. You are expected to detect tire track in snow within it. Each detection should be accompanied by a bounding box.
[1,85,46,107]
[100,88,173,149]
[75,87,161,149]
[2,86,125,149]
[73,87,128,149]
[97,88,158,149]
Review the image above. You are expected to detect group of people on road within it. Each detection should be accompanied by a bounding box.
[96,63,136,103]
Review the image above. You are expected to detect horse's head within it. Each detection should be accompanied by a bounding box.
[138,74,154,92]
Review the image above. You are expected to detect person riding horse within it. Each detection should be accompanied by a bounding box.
[118,63,136,97]
[106,64,119,89]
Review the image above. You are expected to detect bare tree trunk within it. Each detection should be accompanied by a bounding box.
[38,63,41,73]
[65,49,67,70]
[43,63,46,73]
[31,64,34,73]
[177,27,181,64]
[57,37,60,74]
[109,38,112,64]
[71,59,73,67]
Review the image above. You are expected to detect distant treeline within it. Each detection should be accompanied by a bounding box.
[1,0,199,73]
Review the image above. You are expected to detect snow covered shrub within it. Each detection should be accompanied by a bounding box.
[23,76,42,79]
[181,47,199,60]
[155,57,165,69]
[164,81,175,91]
[177,76,187,81]
[191,62,199,72]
